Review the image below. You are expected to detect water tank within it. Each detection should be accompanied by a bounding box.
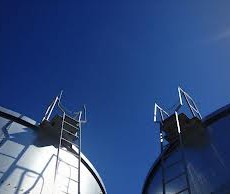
[0,106,107,194]
[142,104,230,194]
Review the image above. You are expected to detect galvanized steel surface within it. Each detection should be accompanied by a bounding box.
[143,105,230,194]
[0,107,106,194]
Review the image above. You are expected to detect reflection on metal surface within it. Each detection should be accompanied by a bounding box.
[0,106,106,194]
[143,104,230,194]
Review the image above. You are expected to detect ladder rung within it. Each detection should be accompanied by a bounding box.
[57,173,79,183]
[165,159,183,169]
[67,179,79,184]
[175,187,189,194]
[61,137,79,148]
[64,114,78,121]
[164,171,186,184]
[58,157,79,169]
[59,147,80,158]
[63,121,79,129]
[62,128,78,137]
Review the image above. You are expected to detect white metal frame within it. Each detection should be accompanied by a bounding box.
[154,87,202,123]
[42,91,63,122]
[154,103,169,123]
[178,86,202,119]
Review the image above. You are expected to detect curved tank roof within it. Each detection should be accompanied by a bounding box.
[0,106,107,194]
[142,103,230,194]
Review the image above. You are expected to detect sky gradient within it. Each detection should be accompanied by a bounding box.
[1,1,230,194]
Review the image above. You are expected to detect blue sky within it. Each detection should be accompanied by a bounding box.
[1,1,230,194]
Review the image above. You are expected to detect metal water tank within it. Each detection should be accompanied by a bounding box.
[143,102,230,194]
[0,106,107,194]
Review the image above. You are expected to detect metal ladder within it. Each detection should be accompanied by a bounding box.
[54,111,82,194]
[159,112,191,194]
[42,91,86,194]
[154,87,202,194]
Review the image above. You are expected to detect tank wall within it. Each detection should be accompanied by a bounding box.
[0,112,105,194]
[145,115,230,194]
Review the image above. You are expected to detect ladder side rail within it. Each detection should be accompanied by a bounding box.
[159,123,166,194]
[78,111,82,194]
[57,101,67,115]
[175,111,191,194]
[154,103,158,122]
[57,90,67,115]
[42,96,58,121]
[54,112,66,183]
[154,103,169,194]
[154,103,169,123]
[81,105,87,124]
[73,105,87,123]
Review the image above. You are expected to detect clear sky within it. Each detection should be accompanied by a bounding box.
[1,1,230,194]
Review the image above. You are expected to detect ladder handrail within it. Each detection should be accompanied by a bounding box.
[42,90,87,124]
[48,91,86,194]
[178,86,202,119]
[154,87,200,194]
[55,111,82,193]
[154,87,202,124]
[57,101,81,121]
[78,111,82,194]
[42,96,59,121]
[42,90,63,122]
[154,103,169,123]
